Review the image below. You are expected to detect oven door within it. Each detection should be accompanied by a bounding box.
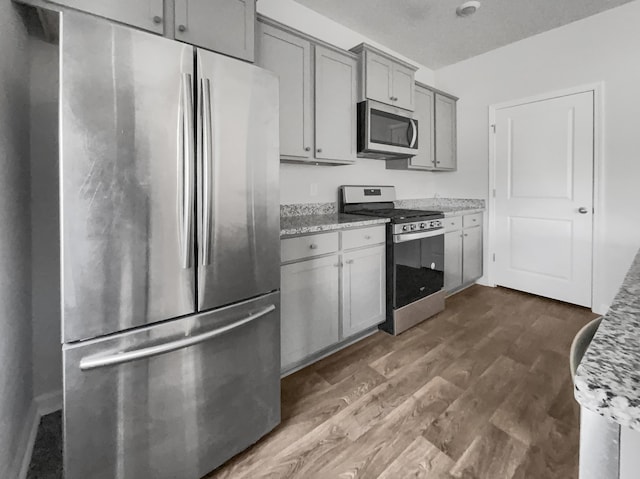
[358,100,418,157]
[392,229,444,309]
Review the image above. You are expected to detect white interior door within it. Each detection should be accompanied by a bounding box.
[494,91,594,307]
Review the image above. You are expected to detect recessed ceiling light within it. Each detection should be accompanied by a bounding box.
[456,1,481,17]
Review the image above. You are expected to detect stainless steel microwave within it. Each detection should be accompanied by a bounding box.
[357,100,418,159]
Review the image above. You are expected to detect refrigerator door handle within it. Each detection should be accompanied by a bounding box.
[181,73,195,269]
[79,304,276,371]
[200,77,213,266]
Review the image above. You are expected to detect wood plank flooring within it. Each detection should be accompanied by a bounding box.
[206,285,598,479]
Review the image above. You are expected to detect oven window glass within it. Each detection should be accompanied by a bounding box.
[393,234,444,308]
[370,109,418,148]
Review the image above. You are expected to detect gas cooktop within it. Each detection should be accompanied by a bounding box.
[348,208,442,222]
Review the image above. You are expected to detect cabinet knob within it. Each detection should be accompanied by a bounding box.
[304,147,311,152]
[436,161,441,164]
[364,235,371,240]
[346,259,354,264]
[153,16,162,24]
[317,148,322,153]
[178,24,187,32]
[464,233,468,237]
[309,244,318,250]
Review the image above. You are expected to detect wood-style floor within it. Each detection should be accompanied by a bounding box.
[207,285,598,479]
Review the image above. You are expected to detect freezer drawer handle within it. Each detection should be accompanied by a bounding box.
[79,304,276,371]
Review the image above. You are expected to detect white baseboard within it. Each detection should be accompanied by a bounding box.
[35,389,63,417]
[14,402,39,479]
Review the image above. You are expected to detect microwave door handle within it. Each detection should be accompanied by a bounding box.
[409,119,417,148]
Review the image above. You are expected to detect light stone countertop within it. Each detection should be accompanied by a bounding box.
[575,248,640,431]
[279,198,485,237]
[280,213,389,237]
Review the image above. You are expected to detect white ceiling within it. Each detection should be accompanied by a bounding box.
[292,0,636,69]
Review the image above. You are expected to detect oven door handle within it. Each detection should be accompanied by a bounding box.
[393,228,443,243]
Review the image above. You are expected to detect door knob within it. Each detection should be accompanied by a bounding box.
[578,207,589,214]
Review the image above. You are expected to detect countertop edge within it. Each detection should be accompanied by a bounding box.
[574,248,640,431]
[280,217,389,238]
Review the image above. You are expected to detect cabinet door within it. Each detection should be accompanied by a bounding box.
[257,23,312,159]
[175,0,255,62]
[435,93,457,170]
[342,245,386,338]
[444,230,463,292]
[314,46,357,162]
[392,64,415,111]
[281,255,340,369]
[48,0,164,33]
[365,51,393,105]
[462,226,483,283]
[411,85,435,168]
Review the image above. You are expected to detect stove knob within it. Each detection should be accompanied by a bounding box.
[420,223,426,229]
[402,225,409,232]
[411,224,417,230]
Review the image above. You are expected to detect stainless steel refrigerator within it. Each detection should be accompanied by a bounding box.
[58,11,280,479]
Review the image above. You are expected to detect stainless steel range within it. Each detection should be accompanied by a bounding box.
[340,186,446,335]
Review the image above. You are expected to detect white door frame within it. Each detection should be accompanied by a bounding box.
[487,82,605,314]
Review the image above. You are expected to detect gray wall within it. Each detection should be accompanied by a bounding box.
[30,36,61,400]
[0,1,34,477]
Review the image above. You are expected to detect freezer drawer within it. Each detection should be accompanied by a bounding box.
[63,292,280,479]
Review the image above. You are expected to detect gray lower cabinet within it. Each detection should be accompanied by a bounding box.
[341,244,386,338]
[444,213,483,293]
[444,230,463,292]
[280,226,385,372]
[462,225,483,283]
[281,255,340,368]
[44,0,255,61]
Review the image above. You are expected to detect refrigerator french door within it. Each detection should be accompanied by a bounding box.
[60,11,280,479]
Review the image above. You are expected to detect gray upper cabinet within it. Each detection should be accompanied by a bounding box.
[47,0,165,33]
[387,83,434,171]
[386,82,458,172]
[391,63,415,111]
[174,0,255,62]
[45,0,256,61]
[257,17,356,165]
[435,92,457,170]
[350,43,417,111]
[314,46,357,163]
[256,20,312,161]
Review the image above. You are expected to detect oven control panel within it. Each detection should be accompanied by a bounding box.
[393,219,443,235]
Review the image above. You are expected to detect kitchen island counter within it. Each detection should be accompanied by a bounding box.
[575,247,640,431]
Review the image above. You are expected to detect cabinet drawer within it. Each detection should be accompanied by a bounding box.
[281,232,339,262]
[463,213,483,228]
[444,216,463,232]
[342,226,386,250]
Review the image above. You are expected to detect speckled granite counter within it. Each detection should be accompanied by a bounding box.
[279,198,483,237]
[280,214,389,237]
[395,198,485,217]
[575,248,640,430]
